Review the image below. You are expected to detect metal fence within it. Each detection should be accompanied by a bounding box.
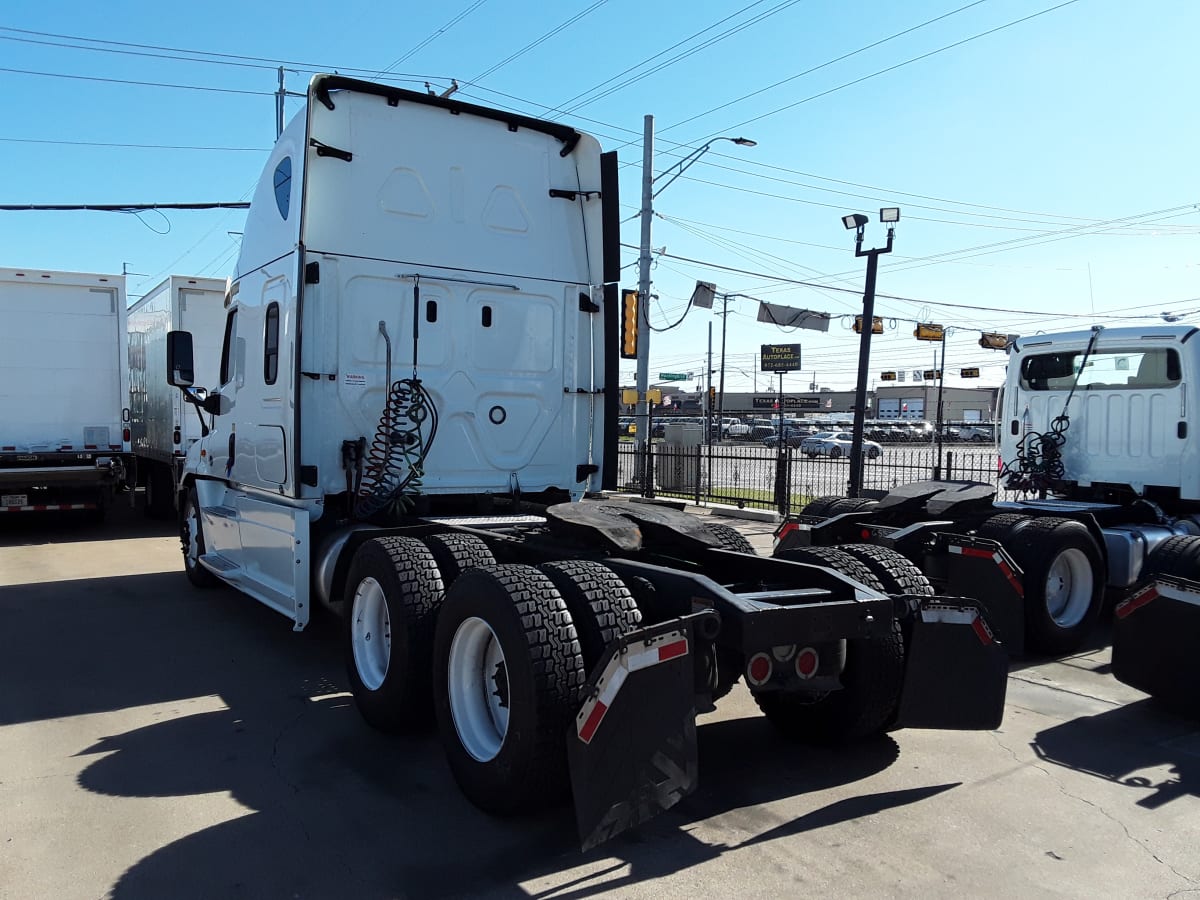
[614,440,1017,515]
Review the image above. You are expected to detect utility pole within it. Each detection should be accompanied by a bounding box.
[843,212,897,498]
[276,67,286,139]
[635,115,654,479]
[717,291,730,433]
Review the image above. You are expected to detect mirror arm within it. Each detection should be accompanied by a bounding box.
[182,387,211,438]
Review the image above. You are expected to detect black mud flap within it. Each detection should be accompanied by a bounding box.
[1112,577,1200,715]
[567,610,718,851]
[895,601,1008,730]
[941,535,1026,654]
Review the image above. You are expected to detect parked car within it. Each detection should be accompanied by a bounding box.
[800,431,883,459]
[958,424,997,443]
[762,431,806,449]
[748,425,779,442]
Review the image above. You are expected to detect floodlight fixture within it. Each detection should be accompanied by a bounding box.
[842,213,869,230]
[880,207,900,223]
[732,137,757,146]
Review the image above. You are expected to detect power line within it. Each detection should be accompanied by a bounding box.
[0,65,273,96]
[0,136,268,152]
[469,1,610,83]
[0,202,251,211]
[374,0,492,76]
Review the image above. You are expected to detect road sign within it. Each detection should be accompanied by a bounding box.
[658,373,690,381]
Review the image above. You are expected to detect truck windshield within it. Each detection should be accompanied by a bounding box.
[1020,347,1180,391]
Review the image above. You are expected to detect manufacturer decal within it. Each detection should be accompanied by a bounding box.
[343,373,367,387]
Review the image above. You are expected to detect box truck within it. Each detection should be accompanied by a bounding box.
[128,276,226,517]
[0,268,132,519]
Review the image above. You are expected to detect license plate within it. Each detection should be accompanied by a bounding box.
[2,494,28,507]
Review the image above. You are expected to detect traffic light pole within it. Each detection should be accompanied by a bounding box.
[847,227,894,498]
[635,115,654,491]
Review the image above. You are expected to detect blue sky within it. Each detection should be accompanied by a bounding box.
[2,0,1196,393]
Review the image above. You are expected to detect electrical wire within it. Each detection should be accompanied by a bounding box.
[376,0,493,76]
[469,1,610,83]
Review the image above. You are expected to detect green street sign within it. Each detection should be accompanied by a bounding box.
[658,372,690,381]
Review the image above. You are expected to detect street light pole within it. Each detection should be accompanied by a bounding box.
[634,115,654,487]
[843,210,898,499]
[635,127,756,469]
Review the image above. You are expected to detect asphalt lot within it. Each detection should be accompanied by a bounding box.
[2,500,1200,899]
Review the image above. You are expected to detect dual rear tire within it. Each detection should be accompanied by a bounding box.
[343,538,643,815]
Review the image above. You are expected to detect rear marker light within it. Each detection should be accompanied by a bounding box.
[795,647,819,679]
[122,428,131,443]
[747,652,773,686]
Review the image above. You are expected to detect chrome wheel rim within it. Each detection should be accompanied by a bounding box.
[447,616,510,762]
[351,577,391,690]
[184,498,201,567]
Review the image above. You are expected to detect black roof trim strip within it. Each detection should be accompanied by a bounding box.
[311,74,583,157]
[1181,327,1199,344]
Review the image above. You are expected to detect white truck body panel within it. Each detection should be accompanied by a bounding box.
[182,77,609,623]
[0,268,129,452]
[1002,325,1199,501]
[128,276,227,465]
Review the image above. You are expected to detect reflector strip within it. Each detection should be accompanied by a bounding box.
[950,544,1024,597]
[921,606,994,645]
[575,630,689,745]
[1115,586,1157,619]
[0,503,94,513]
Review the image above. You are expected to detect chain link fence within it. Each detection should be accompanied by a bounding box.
[614,439,1018,514]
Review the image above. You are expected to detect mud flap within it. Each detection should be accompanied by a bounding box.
[943,536,1026,654]
[895,601,1008,730]
[567,611,718,851]
[1112,578,1200,715]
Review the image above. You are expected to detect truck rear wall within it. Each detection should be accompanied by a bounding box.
[0,269,129,451]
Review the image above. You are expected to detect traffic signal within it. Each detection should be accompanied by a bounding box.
[880,371,897,381]
[854,315,883,334]
[923,369,942,380]
[960,367,981,378]
[979,332,1009,350]
[708,386,716,410]
[620,289,638,359]
[914,323,944,341]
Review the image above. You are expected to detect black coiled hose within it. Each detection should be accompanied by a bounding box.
[1000,414,1069,494]
[354,377,438,519]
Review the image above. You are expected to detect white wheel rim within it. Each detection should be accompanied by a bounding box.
[447,616,509,762]
[1044,548,1093,627]
[185,499,201,566]
[351,577,391,691]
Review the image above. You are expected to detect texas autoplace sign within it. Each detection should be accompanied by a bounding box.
[760,343,802,373]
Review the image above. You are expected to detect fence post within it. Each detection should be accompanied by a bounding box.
[693,443,702,506]
[946,450,954,481]
[645,439,655,499]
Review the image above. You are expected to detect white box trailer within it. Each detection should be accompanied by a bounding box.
[0,267,132,518]
[128,275,226,517]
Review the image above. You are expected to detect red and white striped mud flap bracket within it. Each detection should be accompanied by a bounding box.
[568,608,719,851]
[1112,576,1200,711]
[894,600,1008,731]
[944,536,1026,654]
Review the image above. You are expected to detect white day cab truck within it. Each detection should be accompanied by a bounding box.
[127,275,226,518]
[162,74,1010,847]
[0,267,133,519]
[776,324,1200,714]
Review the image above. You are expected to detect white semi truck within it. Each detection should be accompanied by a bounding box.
[778,324,1200,703]
[162,74,1010,846]
[128,275,226,517]
[0,267,132,519]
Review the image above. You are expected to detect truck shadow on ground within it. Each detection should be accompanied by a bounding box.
[1031,699,1200,809]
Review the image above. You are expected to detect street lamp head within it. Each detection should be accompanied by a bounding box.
[880,207,900,223]
[731,137,757,147]
[842,213,869,231]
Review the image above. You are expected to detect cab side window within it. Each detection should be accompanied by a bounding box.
[219,308,239,386]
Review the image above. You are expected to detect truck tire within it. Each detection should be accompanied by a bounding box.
[838,544,935,597]
[828,497,877,516]
[180,487,217,588]
[433,565,586,814]
[976,512,1032,542]
[144,462,174,520]
[345,536,444,733]
[539,560,642,669]
[802,495,843,517]
[704,522,756,555]
[424,533,495,587]
[1143,534,1200,581]
[760,545,903,742]
[1004,517,1104,655]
